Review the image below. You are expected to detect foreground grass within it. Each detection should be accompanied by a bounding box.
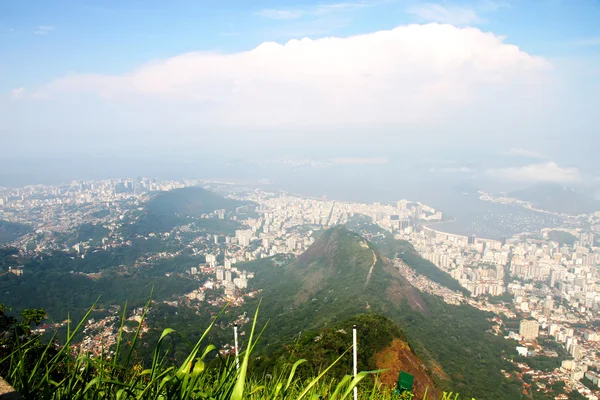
[2,300,472,399]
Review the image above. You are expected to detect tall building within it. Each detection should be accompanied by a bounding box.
[520,320,540,341]
[262,237,271,248]
[216,268,224,281]
[225,270,233,282]
[548,269,557,288]
[286,238,297,251]
[224,281,237,298]
[239,235,250,247]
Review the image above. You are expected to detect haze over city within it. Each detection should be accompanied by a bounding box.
[2,0,600,192]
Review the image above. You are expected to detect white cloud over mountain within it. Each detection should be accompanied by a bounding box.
[27,23,550,129]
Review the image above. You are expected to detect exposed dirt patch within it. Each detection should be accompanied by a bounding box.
[374,338,440,400]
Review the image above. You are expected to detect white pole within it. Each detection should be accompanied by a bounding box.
[234,323,240,371]
[353,324,358,400]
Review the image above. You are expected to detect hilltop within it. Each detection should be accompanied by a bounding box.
[343,217,468,295]
[124,187,245,235]
[290,226,428,312]
[269,313,438,399]
[145,186,241,216]
[242,227,428,346]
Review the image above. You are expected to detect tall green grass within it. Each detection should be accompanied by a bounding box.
[2,300,473,399]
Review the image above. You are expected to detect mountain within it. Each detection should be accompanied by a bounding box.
[510,183,600,215]
[547,230,577,246]
[124,187,245,235]
[343,217,468,295]
[0,220,31,245]
[145,186,241,217]
[241,226,525,400]
[243,227,428,344]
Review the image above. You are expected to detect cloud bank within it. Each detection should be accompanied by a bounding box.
[24,23,550,129]
[486,162,581,183]
[34,26,54,35]
[505,148,545,159]
[11,88,26,100]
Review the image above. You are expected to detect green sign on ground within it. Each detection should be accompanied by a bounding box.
[397,371,414,392]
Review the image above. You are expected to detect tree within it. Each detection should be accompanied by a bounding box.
[0,304,56,380]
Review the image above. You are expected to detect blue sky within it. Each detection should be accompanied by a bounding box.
[2,0,600,186]
[2,0,599,91]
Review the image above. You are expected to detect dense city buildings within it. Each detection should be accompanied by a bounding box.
[3,178,600,397]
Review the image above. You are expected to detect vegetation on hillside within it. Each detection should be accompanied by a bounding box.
[253,314,437,399]
[0,219,32,244]
[123,187,246,236]
[547,230,577,246]
[344,218,467,295]
[0,224,526,399]
[0,247,201,322]
[0,302,472,400]
[232,228,524,399]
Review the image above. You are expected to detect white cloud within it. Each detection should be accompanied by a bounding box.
[256,1,381,20]
[329,157,389,165]
[34,26,54,35]
[31,23,550,128]
[505,148,545,159]
[255,9,305,20]
[486,162,581,183]
[407,4,484,25]
[11,88,26,100]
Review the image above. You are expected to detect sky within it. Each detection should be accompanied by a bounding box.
[1,0,600,187]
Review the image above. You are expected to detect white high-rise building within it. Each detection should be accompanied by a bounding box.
[216,268,224,281]
[520,320,540,340]
[239,235,250,247]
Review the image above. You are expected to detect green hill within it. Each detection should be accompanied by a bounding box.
[239,227,524,400]
[241,227,428,346]
[0,220,31,244]
[264,313,438,399]
[548,230,577,246]
[343,218,468,295]
[145,186,241,216]
[124,187,245,235]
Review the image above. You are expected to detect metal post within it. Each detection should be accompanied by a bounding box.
[353,324,358,400]
[234,323,240,371]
